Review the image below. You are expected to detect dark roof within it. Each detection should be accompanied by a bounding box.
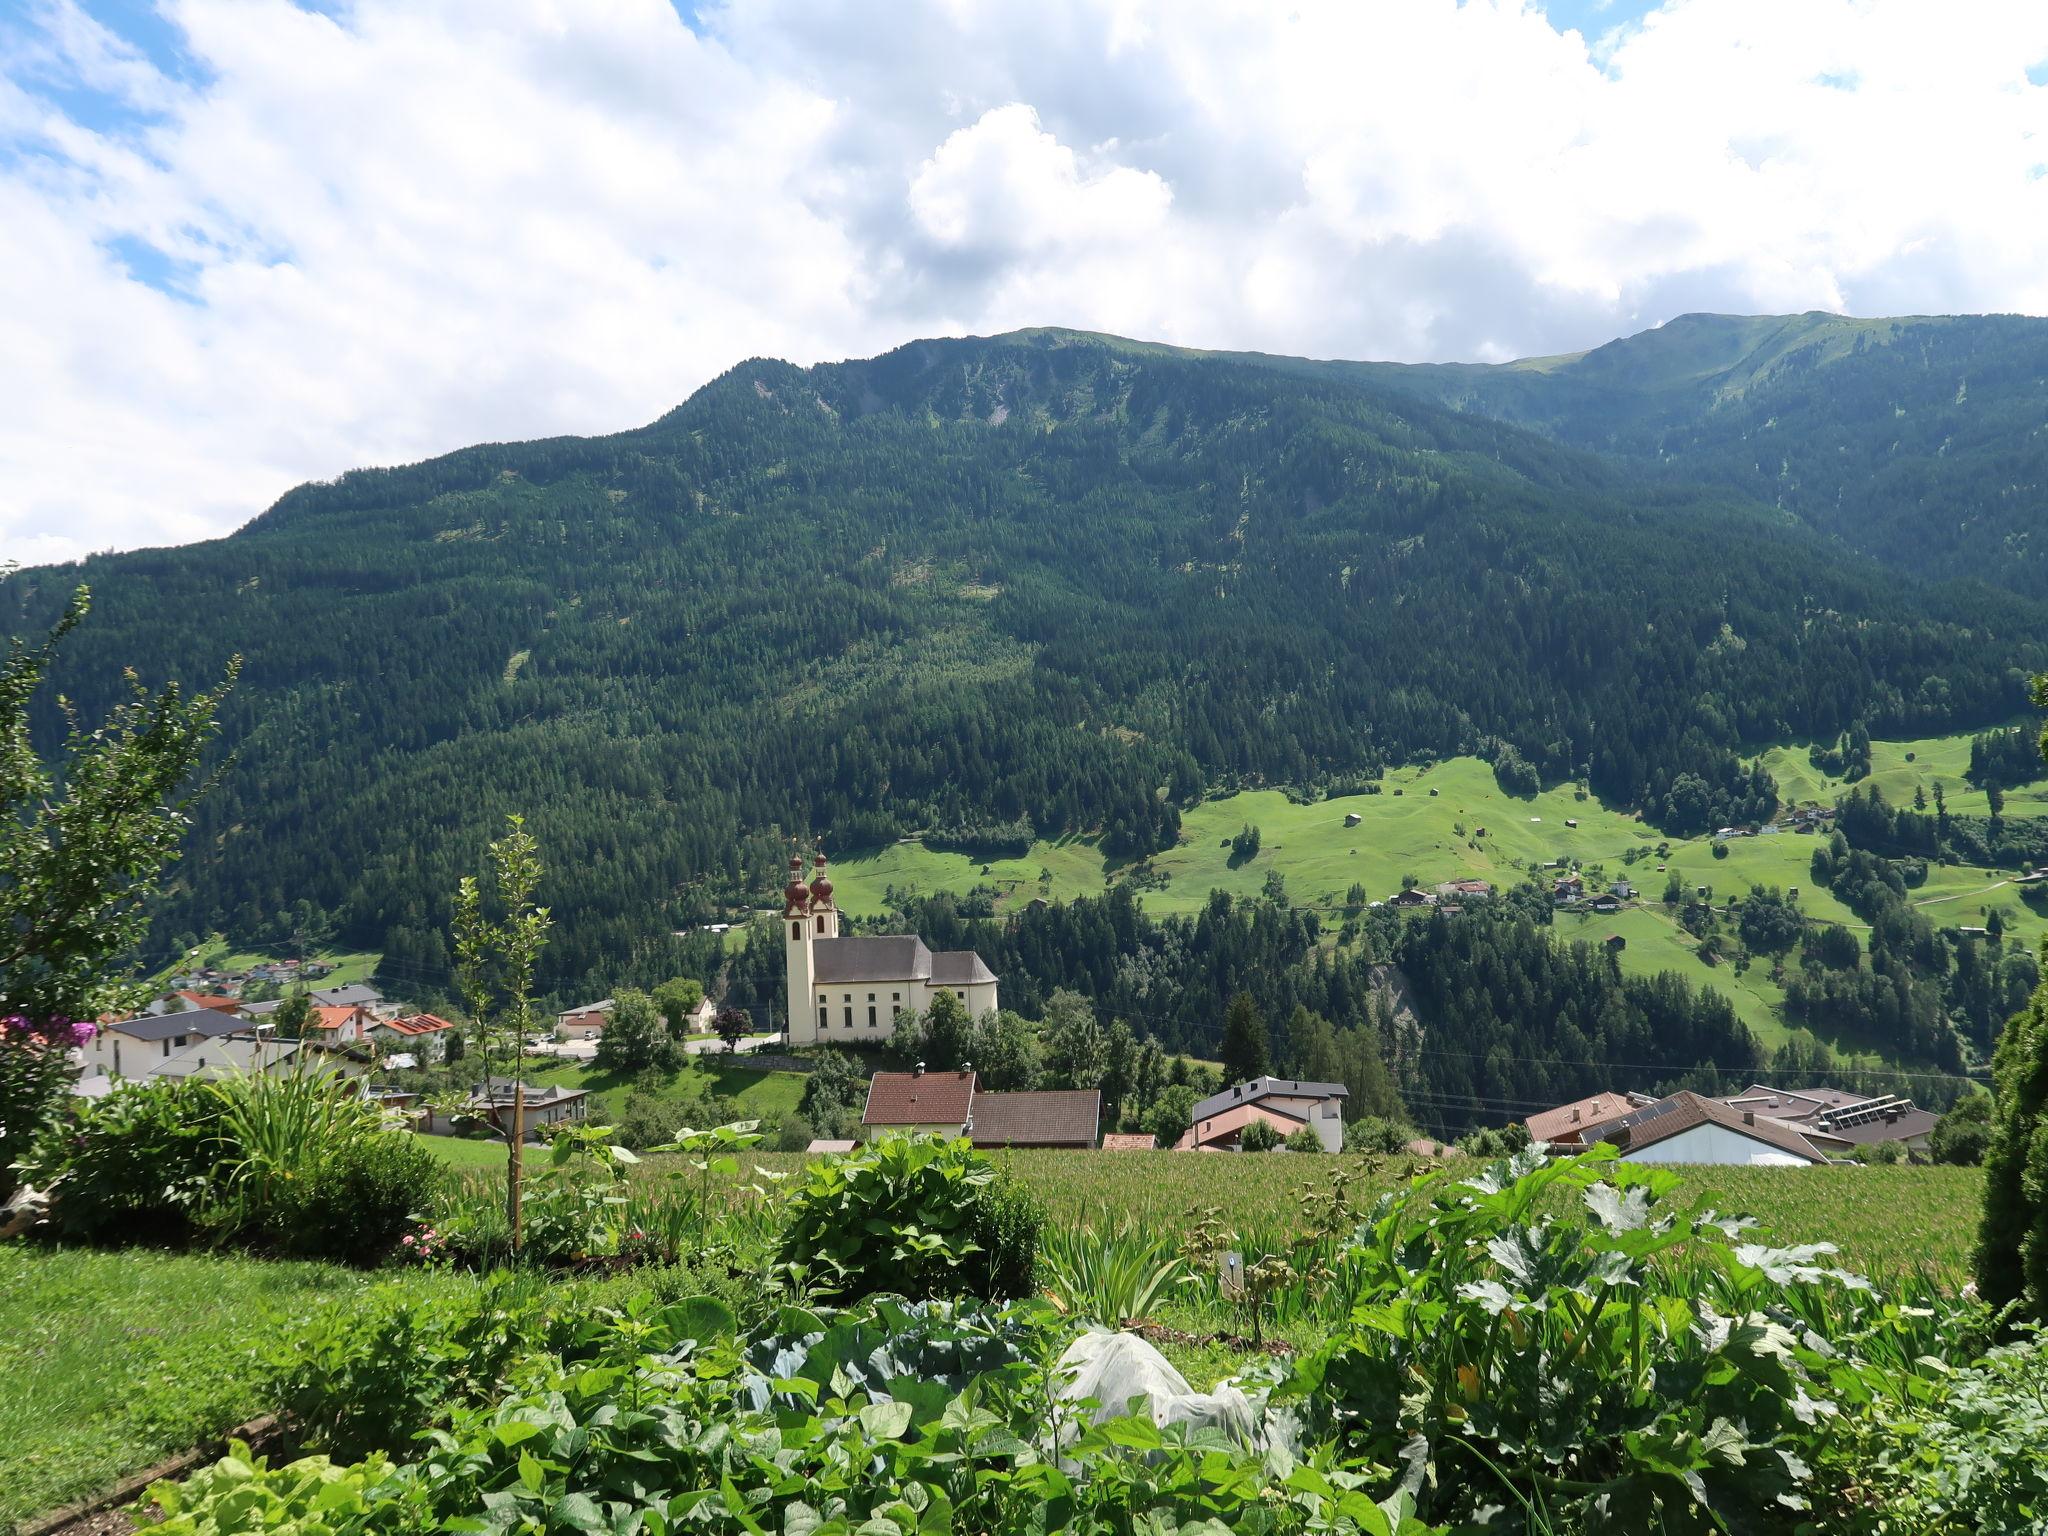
[814,936,933,984]
[930,950,998,985]
[108,1011,247,1043]
[862,1070,975,1127]
[1582,1090,1827,1164]
[309,984,383,1009]
[1726,1085,1876,1122]
[1191,1076,1348,1124]
[470,1078,586,1107]
[1823,1109,1941,1146]
[970,1090,1100,1148]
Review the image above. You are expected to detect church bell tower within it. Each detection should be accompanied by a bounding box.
[782,855,816,1044]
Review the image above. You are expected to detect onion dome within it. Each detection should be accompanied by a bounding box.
[783,856,810,913]
[808,852,834,905]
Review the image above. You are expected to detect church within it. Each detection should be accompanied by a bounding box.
[782,853,999,1046]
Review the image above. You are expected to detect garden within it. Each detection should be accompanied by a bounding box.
[4,1070,2046,1535]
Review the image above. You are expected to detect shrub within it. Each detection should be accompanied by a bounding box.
[1237,1117,1284,1151]
[1344,1114,1420,1154]
[1283,1126,1325,1153]
[777,1134,1039,1303]
[1457,1120,1533,1158]
[25,1078,224,1244]
[263,1133,438,1263]
[1930,1092,1994,1166]
[25,1071,432,1260]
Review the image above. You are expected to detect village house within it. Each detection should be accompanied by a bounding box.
[1577,1090,1829,1166]
[1524,1088,1648,1146]
[144,1035,375,1085]
[784,854,998,1045]
[859,1068,1103,1149]
[305,1003,374,1043]
[860,1068,977,1139]
[367,1012,461,1061]
[1719,1085,1938,1155]
[557,999,615,1040]
[420,1079,591,1139]
[1180,1076,1348,1151]
[1551,874,1584,902]
[969,1089,1101,1150]
[1388,887,1434,908]
[79,1009,248,1079]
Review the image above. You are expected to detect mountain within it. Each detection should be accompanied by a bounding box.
[6,321,2045,998]
[1348,311,2048,598]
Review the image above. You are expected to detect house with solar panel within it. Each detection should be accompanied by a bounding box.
[780,852,999,1046]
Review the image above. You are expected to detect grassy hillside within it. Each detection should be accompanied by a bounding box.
[832,728,2048,1061]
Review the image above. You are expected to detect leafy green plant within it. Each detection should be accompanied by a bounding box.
[1239,1116,1285,1152]
[1040,1221,1188,1326]
[777,1133,1039,1303]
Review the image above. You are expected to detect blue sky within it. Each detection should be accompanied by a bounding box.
[5,0,2048,561]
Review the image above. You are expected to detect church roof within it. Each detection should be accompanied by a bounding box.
[813,935,933,983]
[930,950,997,985]
[810,937,1000,986]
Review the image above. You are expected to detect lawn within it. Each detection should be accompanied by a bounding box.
[0,1246,431,1527]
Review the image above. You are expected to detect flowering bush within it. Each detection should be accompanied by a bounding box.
[395,1223,449,1266]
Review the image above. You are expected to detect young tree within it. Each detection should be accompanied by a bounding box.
[973,1010,1042,1090]
[1219,991,1269,1084]
[1040,987,1105,1089]
[713,1005,751,1053]
[653,976,706,1034]
[1148,1083,1199,1150]
[594,989,669,1072]
[0,587,235,1191]
[451,815,551,1084]
[274,993,313,1041]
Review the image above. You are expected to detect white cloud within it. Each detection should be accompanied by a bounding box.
[4,0,2048,559]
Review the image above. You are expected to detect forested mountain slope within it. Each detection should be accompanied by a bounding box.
[1348,312,2048,598]
[5,326,2042,995]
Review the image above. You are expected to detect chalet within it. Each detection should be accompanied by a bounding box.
[1604,933,1626,951]
[784,855,998,1045]
[1343,812,1363,827]
[1182,1076,1347,1152]
[1551,874,1584,902]
[1579,1090,1828,1166]
[1440,879,1493,899]
[1591,897,1620,913]
[1389,887,1434,908]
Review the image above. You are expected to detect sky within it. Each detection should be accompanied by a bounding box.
[4,0,2048,563]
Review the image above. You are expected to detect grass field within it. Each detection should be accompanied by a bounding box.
[0,1247,400,1527]
[827,730,2048,1066]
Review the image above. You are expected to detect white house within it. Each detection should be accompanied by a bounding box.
[781,854,998,1046]
[1580,1090,1827,1166]
[80,1010,248,1079]
[558,999,614,1040]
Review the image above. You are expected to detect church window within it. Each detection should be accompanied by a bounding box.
[891,992,900,1002]
[844,1006,853,1029]
[868,1006,877,1028]
[815,915,826,934]
[955,990,965,1001]
[817,1005,827,1031]
[791,922,800,940]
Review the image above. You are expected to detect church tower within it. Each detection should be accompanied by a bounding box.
[807,852,840,939]
[782,855,816,1044]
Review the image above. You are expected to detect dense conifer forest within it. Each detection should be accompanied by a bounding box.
[7,318,2047,1054]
